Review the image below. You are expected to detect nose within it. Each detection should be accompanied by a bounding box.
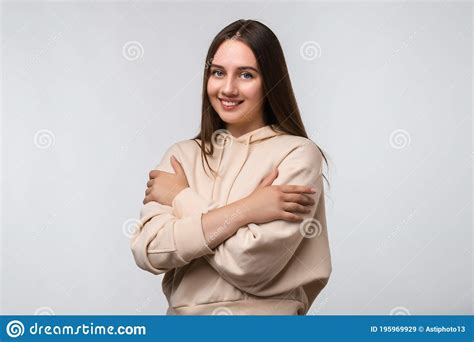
[221,77,238,97]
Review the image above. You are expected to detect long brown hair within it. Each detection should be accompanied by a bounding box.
[193,19,330,188]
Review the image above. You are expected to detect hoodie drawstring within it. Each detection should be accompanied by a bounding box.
[224,134,252,205]
[209,125,278,204]
[211,135,228,201]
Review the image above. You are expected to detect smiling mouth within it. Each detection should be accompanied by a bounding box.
[219,99,244,109]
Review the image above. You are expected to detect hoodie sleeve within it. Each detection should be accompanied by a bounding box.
[129,143,215,275]
[171,141,330,297]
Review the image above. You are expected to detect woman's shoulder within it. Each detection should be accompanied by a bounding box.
[270,135,323,172]
[273,134,322,155]
[156,139,201,165]
[273,133,309,144]
[166,139,202,154]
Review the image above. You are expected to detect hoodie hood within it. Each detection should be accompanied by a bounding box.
[226,124,283,144]
[211,124,285,204]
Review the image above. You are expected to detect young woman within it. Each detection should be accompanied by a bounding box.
[131,19,332,315]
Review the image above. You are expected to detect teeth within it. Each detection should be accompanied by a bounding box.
[221,100,241,106]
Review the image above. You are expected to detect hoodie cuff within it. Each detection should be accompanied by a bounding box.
[172,187,212,218]
[174,214,215,260]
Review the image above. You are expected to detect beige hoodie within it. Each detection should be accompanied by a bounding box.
[130,124,332,315]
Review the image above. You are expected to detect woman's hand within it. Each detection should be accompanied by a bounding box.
[242,168,316,224]
[143,155,189,206]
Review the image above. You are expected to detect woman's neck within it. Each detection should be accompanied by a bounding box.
[226,118,266,139]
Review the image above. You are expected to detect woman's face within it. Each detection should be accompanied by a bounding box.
[207,39,265,129]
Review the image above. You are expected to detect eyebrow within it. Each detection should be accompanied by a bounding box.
[210,64,259,73]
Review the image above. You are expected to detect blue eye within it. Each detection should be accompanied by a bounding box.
[211,69,254,79]
[211,70,224,77]
[241,72,253,79]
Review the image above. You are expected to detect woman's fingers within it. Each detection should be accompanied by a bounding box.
[280,184,316,194]
[282,193,315,206]
[280,211,304,222]
[259,167,279,188]
[148,170,160,179]
[282,202,311,214]
[267,167,279,184]
[170,155,185,176]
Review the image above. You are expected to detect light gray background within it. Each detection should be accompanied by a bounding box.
[1,1,472,315]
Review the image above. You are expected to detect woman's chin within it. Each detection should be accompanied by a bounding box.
[217,111,247,124]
